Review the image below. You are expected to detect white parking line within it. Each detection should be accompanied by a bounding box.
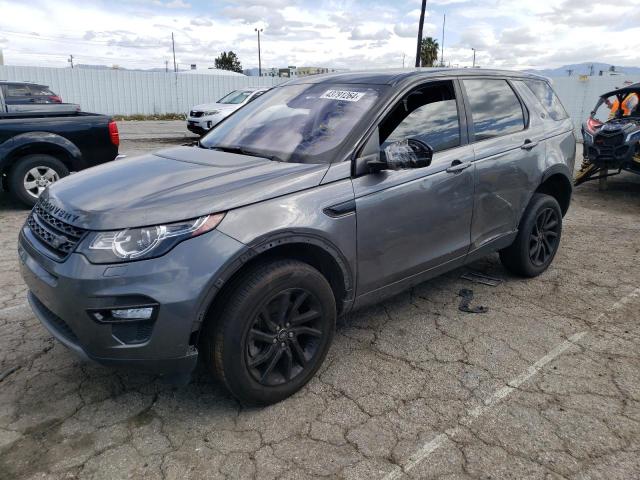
[0,302,28,315]
[383,287,640,480]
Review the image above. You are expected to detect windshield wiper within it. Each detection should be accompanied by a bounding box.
[209,145,282,162]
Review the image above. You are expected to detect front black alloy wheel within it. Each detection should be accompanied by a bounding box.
[204,259,336,405]
[246,288,324,386]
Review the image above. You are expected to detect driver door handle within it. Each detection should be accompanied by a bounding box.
[446,160,471,173]
[521,139,539,150]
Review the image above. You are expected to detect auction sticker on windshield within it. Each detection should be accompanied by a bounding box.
[320,90,365,102]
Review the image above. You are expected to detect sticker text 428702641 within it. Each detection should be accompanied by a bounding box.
[319,90,366,102]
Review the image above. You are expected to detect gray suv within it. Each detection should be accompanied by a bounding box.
[18,70,575,405]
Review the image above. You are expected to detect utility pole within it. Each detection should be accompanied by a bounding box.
[415,0,427,67]
[471,48,477,68]
[171,32,177,72]
[440,13,445,67]
[68,54,74,69]
[165,60,169,73]
[402,53,406,68]
[255,28,263,76]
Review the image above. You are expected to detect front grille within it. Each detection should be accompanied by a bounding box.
[595,132,624,147]
[112,321,155,345]
[31,293,79,344]
[190,110,204,118]
[25,203,86,260]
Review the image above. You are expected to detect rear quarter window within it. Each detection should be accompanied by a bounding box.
[523,79,568,121]
[462,79,525,141]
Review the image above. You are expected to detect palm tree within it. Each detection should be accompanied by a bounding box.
[420,37,439,67]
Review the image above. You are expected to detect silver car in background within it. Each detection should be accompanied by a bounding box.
[186,87,268,135]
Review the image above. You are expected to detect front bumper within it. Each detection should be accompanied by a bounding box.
[19,227,247,375]
[186,114,225,135]
[583,131,640,171]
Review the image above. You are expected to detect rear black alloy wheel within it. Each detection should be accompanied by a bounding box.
[499,193,563,277]
[246,288,323,386]
[205,259,336,405]
[529,208,560,267]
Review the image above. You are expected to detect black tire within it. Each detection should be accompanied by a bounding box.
[204,259,336,405]
[8,154,69,207]
[499,193,562,277]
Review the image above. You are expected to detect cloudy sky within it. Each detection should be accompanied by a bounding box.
[1,0,639,71]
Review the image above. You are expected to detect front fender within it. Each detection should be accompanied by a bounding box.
[0,132,82,172]
[192,229,355,330]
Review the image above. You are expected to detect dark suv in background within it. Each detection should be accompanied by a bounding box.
[19,69,576,405]
[0,81,80,113]
[1,81,61,104]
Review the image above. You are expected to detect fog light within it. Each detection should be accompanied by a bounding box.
[111,307,154,320]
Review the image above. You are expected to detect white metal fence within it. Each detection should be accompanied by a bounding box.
[0,65,285,115]
[1,65,639,126]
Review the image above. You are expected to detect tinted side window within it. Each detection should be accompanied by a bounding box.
[29,85,55,96]
[523,80,568,121]
[381,81,461,153]
[248,91,265,102]
[463,79,524,141]
[7,84,31,97]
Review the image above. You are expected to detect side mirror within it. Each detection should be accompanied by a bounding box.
[366,138,433,173]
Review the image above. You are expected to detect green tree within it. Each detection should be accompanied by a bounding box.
[214,51,243,73]
[419,37,439,67]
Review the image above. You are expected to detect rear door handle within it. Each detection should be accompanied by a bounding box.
[521,139,538,150]
[446,160,471,173]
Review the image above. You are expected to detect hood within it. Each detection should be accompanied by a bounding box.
[43,146,329,230]
[191,102,240,112]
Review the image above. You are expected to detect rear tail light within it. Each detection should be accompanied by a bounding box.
[586,117,602,134]
[108,120,120,146]
[49,95,62,103]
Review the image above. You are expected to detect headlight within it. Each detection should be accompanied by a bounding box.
[626,130,640,143]
[81,213,225,263]
[203,110,220,116]
[583,130,594,144]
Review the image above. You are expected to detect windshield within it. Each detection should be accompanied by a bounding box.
[201,83,386,164]
[217,90,252,104]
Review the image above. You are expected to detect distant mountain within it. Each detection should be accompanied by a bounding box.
[528,62,640,78]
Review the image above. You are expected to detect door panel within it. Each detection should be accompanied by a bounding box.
[353,145,475,295]
[470,128,544,249]
[461,78,546,250]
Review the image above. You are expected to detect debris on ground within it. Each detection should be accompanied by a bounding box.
[458,289,489,313]
[0,365,20,383]
[461,271,504,287]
